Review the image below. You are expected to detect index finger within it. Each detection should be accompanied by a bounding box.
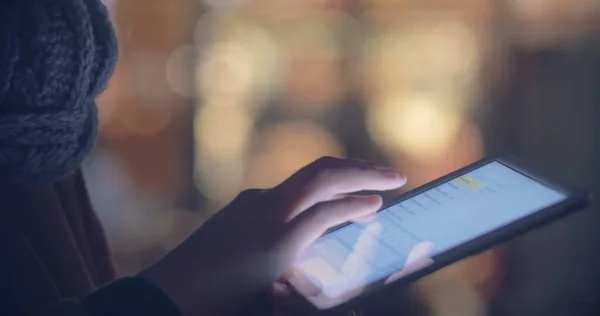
[276,157,406,220]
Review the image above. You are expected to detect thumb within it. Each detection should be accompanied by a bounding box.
[283,195,383,251]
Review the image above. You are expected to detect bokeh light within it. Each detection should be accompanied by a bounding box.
[417,252,493,316]
[390,121,484,188]
[277,11,360,115]
[463,250,500,292]
[197,42,255,102]
[281,26,343,114]
[244,121,344,189]
[120,103,174,137]
[195,104,254,161]
[195,154,246,204]
[362,18,479,97]
[194,12,282,111]
[166,46,198,98]
[367,93,464,160]
[203,0,246,10]
[193,104,254,202]
[418,279,487,316]
[129,52,172,98]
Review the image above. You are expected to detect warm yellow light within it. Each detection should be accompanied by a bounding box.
[194,154,246,204]
[194,13,282,109]
[425,21,479,82]
[244,121,344,189]
[197,42,254,101]
[195,103,254,160]
[363,18,479,96]
[367,94,463,160]
[388,121,484,190]
[193,103,254,202]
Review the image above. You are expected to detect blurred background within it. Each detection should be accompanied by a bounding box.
[89,0,600,315]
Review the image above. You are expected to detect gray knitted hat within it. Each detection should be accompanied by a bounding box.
[0,0,118,182]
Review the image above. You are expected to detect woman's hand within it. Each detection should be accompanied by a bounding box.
[270,222,435,316]
[139,157,407,316]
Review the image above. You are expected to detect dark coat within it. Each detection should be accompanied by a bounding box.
[0,171,115,314]
[0,171,180,316]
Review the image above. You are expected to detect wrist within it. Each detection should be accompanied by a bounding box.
[138,256,213,316]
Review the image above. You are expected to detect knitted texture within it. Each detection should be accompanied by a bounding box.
[0,0,118,182]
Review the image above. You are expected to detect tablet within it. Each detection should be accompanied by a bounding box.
[288,155,591,311]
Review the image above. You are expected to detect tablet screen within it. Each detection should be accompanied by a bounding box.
[290,161,567,308]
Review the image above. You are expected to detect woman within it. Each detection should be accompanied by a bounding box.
[0,1,410,315]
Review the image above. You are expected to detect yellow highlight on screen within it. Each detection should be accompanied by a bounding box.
[457,175,484,190]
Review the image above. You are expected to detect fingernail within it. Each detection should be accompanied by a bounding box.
[394,171,407,182]
[360,194,382,204]
[379,167,405,179]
